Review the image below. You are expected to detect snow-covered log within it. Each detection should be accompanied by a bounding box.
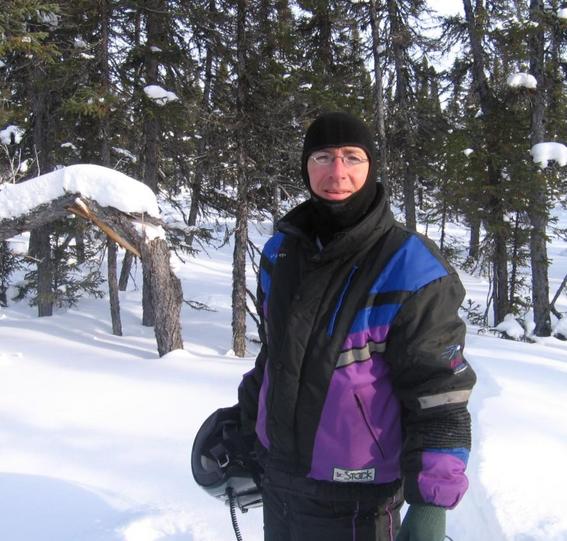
[0,165,183,357]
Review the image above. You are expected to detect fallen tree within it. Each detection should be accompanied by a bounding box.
[0,168,183,357]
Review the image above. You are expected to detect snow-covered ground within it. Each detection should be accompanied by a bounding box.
[1,214,567,541]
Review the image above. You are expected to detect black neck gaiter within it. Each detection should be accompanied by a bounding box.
[311,179,377,245]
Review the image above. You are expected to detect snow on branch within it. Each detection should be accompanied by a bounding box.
[0,164,160,221]
[0,164,164,254]
[0,125,25,145]
[531,142,567,168]
[143,85,179,105]
[506,73,537,89]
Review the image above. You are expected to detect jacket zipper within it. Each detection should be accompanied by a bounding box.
[354,392,386,459]
[327,265,358,337]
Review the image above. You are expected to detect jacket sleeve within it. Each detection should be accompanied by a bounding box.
[237,259,269,437]
[384,271,476,509]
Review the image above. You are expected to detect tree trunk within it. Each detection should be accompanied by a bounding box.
[386,0,415,228]
[142,260,155,327]
[272,181,281,233]
[99,0,122,335]
[140,238,183,356]
[0,241,8,307]
[29,228,53,317]
[232,0,250,357]
[141,0,165,195]
[368,0,389,190]
[527,0,551,336]
[509,212,521,309]
[107,238,123,336]
[187,2,216,246]
[140,0,166,323]
[29,66,54,317]
[463,0,509,324]
[468,215,480,259]
[119,251,134,291]
[99,0,112,167]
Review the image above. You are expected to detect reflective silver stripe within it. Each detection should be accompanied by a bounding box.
[418,389,472,409]
[336,341,386,368]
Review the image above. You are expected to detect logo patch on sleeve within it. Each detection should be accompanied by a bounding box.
[333,467,375,483]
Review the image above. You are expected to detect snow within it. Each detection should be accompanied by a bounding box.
[61,142,79,151]
[493,313,524,340]
[74,37,88,48]
[143,85,179,106]
[553,315,567,337]
[507,72,537,89]
[0,125,25,145]
[2,188,567,539]
[531,142,567,168]
[463,148,474,157]
[112,147,138,163]
[0,164,160,220]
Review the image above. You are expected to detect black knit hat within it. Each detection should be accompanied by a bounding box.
[301,111,377,188]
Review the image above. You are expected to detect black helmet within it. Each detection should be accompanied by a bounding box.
[191,405,262,512]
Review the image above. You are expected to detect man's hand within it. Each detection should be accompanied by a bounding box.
[396,505,446,541]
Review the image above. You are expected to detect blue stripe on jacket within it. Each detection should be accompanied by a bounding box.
[370,235,448,294]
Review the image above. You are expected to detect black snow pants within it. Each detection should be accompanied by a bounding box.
[262,469,403,541]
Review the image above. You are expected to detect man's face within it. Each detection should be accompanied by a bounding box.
[307,146,370,201]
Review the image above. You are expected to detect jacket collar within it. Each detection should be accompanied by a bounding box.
[277,183,394,262]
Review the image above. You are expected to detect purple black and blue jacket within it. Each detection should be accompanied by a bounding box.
[238,185,476,509]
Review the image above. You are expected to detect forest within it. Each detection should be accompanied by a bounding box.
[1,0,566,356]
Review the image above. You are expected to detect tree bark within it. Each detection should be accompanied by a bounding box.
[463,0,509,324]
[527,0,551,336]
[140,0,166,324]
[232,0,250,357]
[140,238,183,356]
[107,238,122,336]
[142,260,155,327]
[368,0,389,190]
[29,64,54,317]
[187,0,217,246]
[468,215,480,259]
[27,227,53,316]
[119,251,134,291]
[386,0,415,228]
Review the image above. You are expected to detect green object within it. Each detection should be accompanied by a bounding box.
[396,505,447,541]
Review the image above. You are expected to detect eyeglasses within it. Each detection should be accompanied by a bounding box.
[309,151,369,168]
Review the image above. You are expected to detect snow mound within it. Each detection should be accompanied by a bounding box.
[494,314,524,340]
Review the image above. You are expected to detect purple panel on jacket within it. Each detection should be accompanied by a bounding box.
[418,452,469,509]
[308,354,402,483]
[342,325,390,350]
[256,360,271,449]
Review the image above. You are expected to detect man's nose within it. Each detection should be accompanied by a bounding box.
[328,156,348,175]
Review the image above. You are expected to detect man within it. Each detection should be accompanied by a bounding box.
[238,112,476,541]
